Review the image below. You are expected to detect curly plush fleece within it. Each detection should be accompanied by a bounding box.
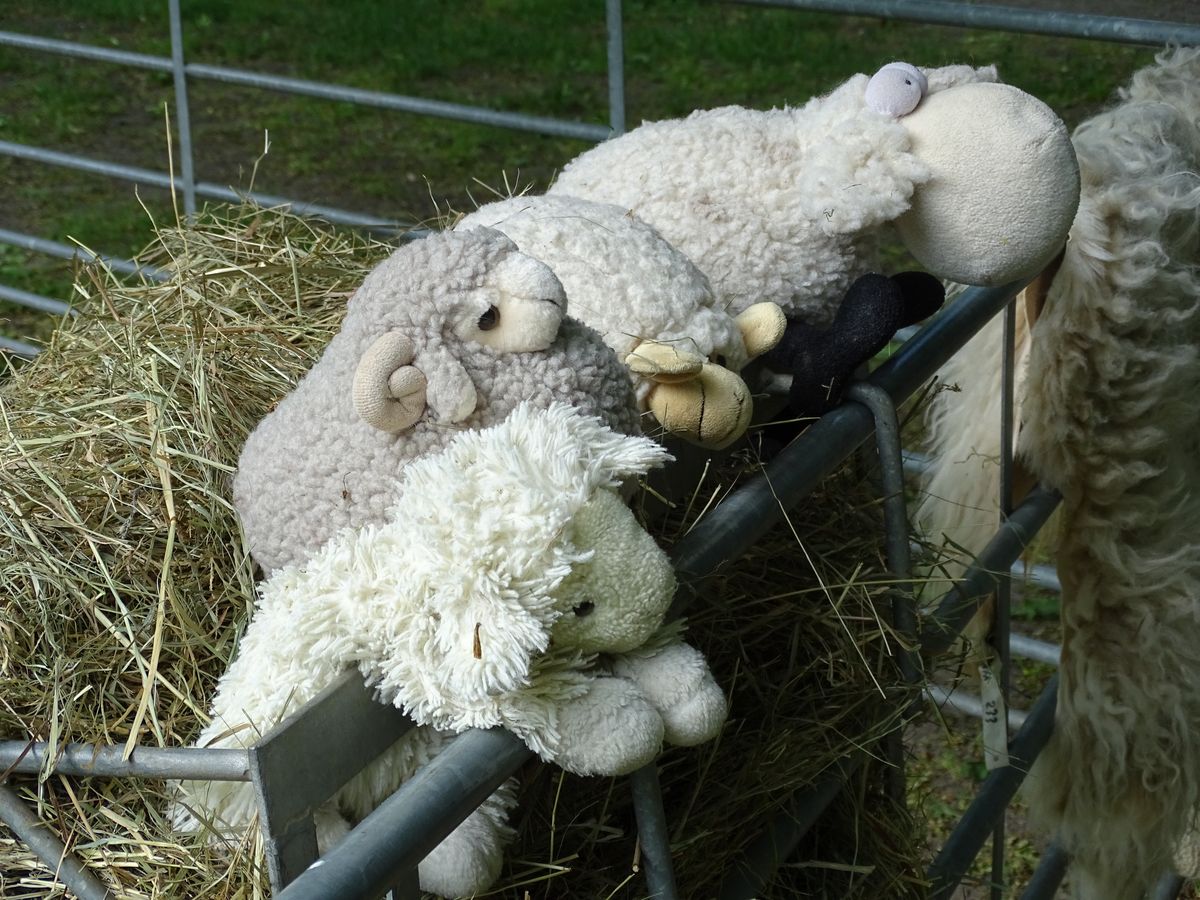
[234,228,640,573]
[173,403,676,896]
[550,64,994,326]
[456,194,752,405]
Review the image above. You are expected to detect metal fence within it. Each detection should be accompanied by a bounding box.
[1,2,1198,899]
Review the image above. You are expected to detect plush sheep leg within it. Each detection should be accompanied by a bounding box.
[417,783,516,899]
[611,641,726,747]
[519,675,665,776]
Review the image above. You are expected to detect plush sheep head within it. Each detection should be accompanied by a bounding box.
[455,195,786,450]
[624,304,783,449]
[233,228,640,573]
[349,230,567,432]
[814,61,1081,289]
[354,402,677,732]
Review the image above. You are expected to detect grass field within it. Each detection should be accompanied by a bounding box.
[0,0,1156,345]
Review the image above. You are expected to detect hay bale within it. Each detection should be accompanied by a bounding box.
[0,206,923,898]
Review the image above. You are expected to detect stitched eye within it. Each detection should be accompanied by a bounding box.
[478,305,500,331]
[573,601,595,617]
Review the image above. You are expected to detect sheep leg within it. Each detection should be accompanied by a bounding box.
[610,640,726,747]
[417,781,516,899]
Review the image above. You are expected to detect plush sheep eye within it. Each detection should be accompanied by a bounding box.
[573,600,595,617]
[478,305,500,331]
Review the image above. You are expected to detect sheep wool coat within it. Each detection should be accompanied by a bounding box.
[918,49,1200,899]
[550,64,997,326]
[234,228,640,573]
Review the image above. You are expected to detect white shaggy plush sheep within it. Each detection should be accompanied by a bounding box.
[174,402,728,899]
[456,194,785,448]
[918,48,1200,899]
[234,227,641,573]
[550,63,1079,329]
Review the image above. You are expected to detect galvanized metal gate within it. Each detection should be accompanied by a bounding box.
[2,3,1199,898]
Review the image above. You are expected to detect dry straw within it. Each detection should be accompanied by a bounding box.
[0,205,925,899]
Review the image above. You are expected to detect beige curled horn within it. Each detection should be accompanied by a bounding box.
[353,332,428,432]
[735,302,786,361]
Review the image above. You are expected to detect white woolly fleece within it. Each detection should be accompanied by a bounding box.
[551,64,999,326]
[233,228,641,573]
[1015,48,1200,900]
[174,402,727,898]
[915,48,1200,900]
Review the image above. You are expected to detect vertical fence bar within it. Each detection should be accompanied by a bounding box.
[0,783,114,900]
[630,764,679,900]
[605,0,626,135]
[1017,844,1068,900]
[990,297,1018,899]
[167,0,197,216]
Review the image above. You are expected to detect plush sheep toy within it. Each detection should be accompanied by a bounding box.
[234,227,642,573]
[550,62,1080,412]
[174,402,728,898]
[456,194,786,448]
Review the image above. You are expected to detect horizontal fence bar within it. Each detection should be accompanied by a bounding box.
[0,30,611,143]
[187,64,611,143]
[0,227,165,280]
[275,727,530,900]
[0,283,71,316]
[1010,633,1059,667]
[0,29,171,72]
[0,741,250,782]
[925,682,1028,730]
[0,138,405,232]
[0,335,41,358]
[728,0,1200,46]
[0,783,115,900]
[926,673,1058,900]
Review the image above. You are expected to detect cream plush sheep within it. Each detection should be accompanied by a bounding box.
[918,49,1200,898]
[551,63,1079,329]
[174,402,728,898]
[234,227,640,573]
[456,195,785,449]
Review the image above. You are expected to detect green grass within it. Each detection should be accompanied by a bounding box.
[0,0,1157,347]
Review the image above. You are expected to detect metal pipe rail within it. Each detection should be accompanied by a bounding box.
[729,0,1200,46]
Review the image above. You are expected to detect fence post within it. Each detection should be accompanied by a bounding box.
[606,0,626,135]
[167,0,197,216]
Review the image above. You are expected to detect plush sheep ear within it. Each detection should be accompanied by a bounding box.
[625,341,705,383]
[353,332,428,432]
[735,302,786,360]
[423,568,564,707]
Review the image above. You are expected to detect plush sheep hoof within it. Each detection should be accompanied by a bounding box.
[551,676,665,776]
[418,818,504,899]
[658,677,728,746]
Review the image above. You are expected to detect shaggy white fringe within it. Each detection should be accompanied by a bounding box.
[920,47,1200,898]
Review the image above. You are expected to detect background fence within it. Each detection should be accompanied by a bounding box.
[1,2,1199,898]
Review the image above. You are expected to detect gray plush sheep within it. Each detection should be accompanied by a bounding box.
[234,227,640,573]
